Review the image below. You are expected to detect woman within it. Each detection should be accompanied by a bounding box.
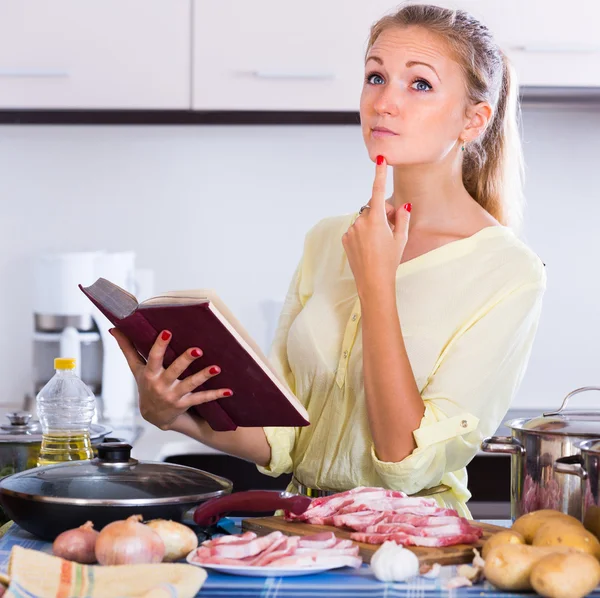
[111,4,545,518]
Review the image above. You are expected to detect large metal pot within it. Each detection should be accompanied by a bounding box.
[555,439,600,535]
[481,387,600,521]
[0,411,112,478]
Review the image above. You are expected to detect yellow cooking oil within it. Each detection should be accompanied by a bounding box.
[36,357,97,466]
[38,431,93,465]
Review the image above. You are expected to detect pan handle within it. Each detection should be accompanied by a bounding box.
[554,455,588,479]
[193,490,312,527]
[481,436,525,455]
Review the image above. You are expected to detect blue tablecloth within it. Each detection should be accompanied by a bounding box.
[0,518,568,597]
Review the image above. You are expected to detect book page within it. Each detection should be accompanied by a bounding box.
[141,290,210,307]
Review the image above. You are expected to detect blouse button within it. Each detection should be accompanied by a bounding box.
[351,314,358,321]
[343,350,348,359]
[461,419,468,428]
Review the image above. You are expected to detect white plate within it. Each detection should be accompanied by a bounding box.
[186,551,345,577]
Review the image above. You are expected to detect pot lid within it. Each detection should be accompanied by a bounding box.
[0,442,233,506]
[0,412,110,444]
[507,415,600,437]
[507,387,600,437]
[578,439,600,455]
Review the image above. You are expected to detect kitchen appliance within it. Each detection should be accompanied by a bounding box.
[0,411,112,479]
[0,442,310,541]
[30,251,154,428]
[481,386,600,521]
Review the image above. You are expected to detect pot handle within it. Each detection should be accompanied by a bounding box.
[481,436,525,455]
[544,386,600,417]
[554,455,588,479]
[193,490,312,527]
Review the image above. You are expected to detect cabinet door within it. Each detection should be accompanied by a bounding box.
[494,0,600,87]
[0,0,191,109]
[192,0,396,111]
[431,0,600,87]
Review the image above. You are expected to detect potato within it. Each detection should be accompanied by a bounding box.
[533,522,600,560]
[530,552,600,598]
[482,529,526,559]
[512,510,584,544]
[484,544,576,591]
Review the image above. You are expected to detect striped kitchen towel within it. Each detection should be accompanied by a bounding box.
[2,546,206,598]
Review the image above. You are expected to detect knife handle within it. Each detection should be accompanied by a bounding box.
[193,490,312,527]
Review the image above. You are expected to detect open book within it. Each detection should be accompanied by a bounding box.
[79,278,310,432]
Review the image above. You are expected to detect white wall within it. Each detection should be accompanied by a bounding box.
[1,106,599,414]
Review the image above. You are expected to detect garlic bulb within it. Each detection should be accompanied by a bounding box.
[370,541,420,582]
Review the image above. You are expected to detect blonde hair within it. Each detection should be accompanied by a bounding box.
[367,3,524,229]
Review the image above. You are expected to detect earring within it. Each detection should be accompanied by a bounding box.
[461,140,465,152]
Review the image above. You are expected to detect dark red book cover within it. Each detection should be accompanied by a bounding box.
[79,280,310,432]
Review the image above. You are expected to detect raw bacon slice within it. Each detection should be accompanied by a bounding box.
[200,531,257,547]
[359,520,478,537]
[350,531,482,546]
[285,486,482,549]
[267,552,362,569]
[332,512,387,529]
[286,487,417,522]
[250,536,299,567]
[211,531,284,559]
[296,532,338,549]
[190,531,363,569]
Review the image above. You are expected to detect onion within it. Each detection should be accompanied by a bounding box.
[146,519,198,562]
[95,515,165,565]
[52,521,99,564]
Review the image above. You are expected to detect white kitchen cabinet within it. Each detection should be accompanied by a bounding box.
[412,0,600,88]
[192,0,600,113]
[192,0,399,111]
[0,0,191,109]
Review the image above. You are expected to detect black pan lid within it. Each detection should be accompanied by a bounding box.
[0,442,232,506]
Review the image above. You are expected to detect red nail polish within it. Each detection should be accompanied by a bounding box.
[209,366,220,375]
[191,349,202,358]
[161,331,171,341]
[223,390,232,397]
[376,155,384,166]
[404,203,412,212]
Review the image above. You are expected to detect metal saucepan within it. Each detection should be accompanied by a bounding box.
[481,387,600,521]
[555,439,600,534]
[0,411,112,478]
[0,442,311,541]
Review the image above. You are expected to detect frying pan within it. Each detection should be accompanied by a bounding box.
[0,442,311,541]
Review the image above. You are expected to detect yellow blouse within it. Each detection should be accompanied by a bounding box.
[257,213,546,517]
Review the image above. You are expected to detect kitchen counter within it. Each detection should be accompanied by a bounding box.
[0,518,546,598]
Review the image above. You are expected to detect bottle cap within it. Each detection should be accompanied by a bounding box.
[54,358,76,370]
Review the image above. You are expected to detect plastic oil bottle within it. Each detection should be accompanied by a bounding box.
[36,358,96,466]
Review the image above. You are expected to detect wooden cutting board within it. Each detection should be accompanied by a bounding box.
[242,516,506,566]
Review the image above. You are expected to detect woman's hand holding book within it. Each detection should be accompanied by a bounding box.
[109,328,233,431]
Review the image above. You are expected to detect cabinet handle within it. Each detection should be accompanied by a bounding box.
[0,69,69,78]
[250,70,335,81]
[512,44,600,54]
